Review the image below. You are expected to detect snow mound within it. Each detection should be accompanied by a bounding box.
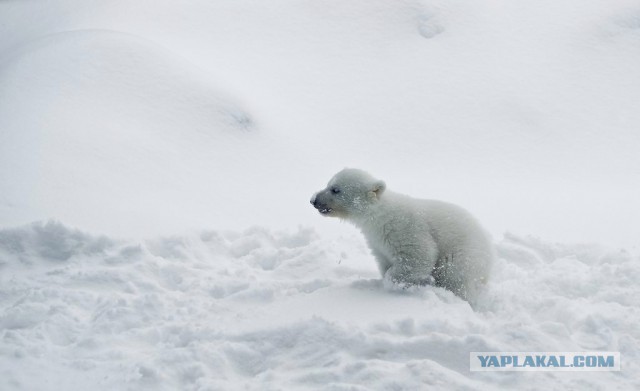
[0,221,637,390]
[0,29,254,134]
[0,30,261,236]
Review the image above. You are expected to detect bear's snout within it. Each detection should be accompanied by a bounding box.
[310,192,332,214]
[310,194,321,208]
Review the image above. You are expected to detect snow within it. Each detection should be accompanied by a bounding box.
[1,221,638,390]
[1,0,639,389]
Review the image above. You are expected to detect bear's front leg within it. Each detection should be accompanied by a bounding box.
[384,260,435,287]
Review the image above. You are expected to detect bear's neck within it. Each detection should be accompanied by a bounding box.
[348,193,394,228]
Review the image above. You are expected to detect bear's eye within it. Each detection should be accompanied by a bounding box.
[331,187,341,194]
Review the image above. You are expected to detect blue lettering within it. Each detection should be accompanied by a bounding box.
[523,356,535,367]
[598,356,614,368]
[488,356,499,367]
[478,356,490,367]
[535,356,547,367]
[474,353,617,370]
[500,356,513,367]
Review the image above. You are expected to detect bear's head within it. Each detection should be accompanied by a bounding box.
[310,168,386,218]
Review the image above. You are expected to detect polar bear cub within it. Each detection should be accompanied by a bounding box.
[310,168,493,303]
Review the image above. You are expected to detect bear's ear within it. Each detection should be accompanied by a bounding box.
[368,180,386,200]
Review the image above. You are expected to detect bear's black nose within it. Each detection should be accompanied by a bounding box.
[310,195,327,210]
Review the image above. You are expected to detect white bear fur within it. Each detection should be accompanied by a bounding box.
[311,168,493,303]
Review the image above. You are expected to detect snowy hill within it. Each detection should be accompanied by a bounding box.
[1,0,639,389]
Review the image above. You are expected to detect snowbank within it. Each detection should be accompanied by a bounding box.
[0,221,637,390]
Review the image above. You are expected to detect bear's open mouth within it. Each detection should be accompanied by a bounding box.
[319,208,332,214]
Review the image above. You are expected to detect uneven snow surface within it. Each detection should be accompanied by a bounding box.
[1,0,639,389]
[1,221,638,390]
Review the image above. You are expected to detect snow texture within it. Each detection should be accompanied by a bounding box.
[1,0,639,389]
[0,221,638,390]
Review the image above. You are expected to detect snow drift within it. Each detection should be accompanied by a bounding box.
[0,29,270,236]
[0,221,638,390]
